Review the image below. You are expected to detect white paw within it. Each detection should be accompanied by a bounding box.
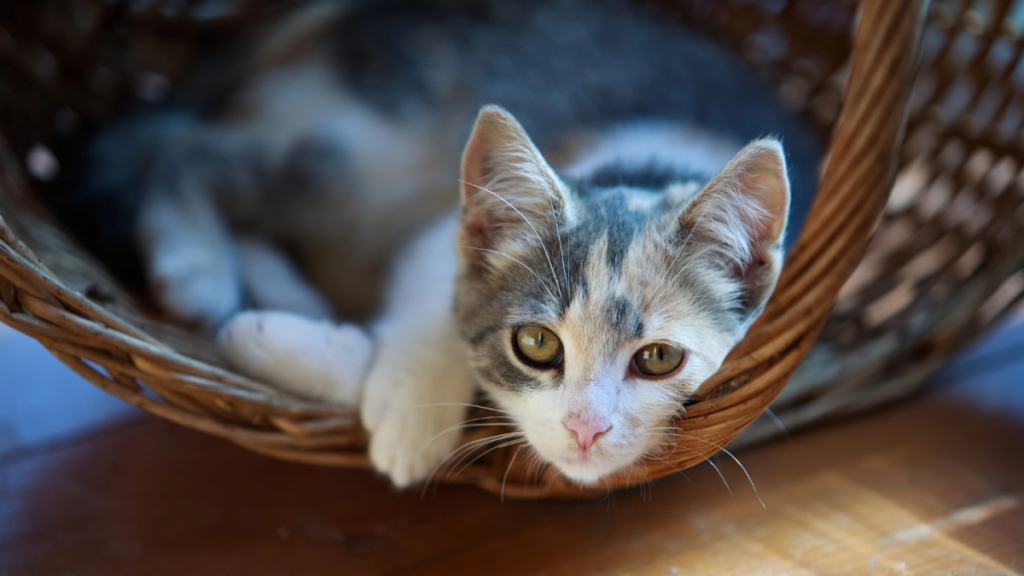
[364,376,467,488]
[217,311,372,406]
[360,323,475,487]
[149,244,241,327]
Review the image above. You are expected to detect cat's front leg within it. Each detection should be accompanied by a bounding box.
[359,214,477,487]
[139,128,268,327]
[222,214,475,488]
[360,311,476,488]
[140,182,241,328]
[218,311,372,406]
[219,305,474,487]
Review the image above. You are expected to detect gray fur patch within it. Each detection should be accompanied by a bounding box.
[487,341,544,392]
[607,295,643,340]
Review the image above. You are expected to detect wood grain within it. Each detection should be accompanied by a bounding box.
[2,367,1021,575]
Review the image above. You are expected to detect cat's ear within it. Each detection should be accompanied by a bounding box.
[458,105,568,252]
[678,139,791,317]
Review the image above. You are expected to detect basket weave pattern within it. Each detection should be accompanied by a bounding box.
[4,0,1013,498]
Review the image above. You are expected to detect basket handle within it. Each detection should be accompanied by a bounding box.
[691,0,930,410]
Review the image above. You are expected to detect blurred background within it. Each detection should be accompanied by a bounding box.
[3,0,1024,573]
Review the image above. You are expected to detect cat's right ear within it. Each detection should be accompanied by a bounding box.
[677,139,791,320]
[458,105,569,253]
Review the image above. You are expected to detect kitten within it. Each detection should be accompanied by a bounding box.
[78,0,820,486]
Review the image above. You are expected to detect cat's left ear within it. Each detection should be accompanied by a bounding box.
[678,139,791,318]
[458,105,569,254]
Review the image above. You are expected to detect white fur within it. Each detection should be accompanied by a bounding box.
[245,59,457,311]
[482,234,732,483]
[218,310,373,405]
[139,186,241,327]
[233,57,454,245]
[461,127,787,485]
[236,236,334,320]
[135,8,794,489]
[216,111,787,488]
[361,214,476,487]
[219,214,476,486]
[691,140,789,272]
[562,122,742,181]
[216,309,372,403]
[139,54,459,326]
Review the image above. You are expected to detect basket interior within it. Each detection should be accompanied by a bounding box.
[0,0,857,359]
[2,0,1022,496]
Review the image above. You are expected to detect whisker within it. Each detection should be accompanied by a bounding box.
[450,437,527,481]
[705,456,732,496]
[660,432,764,508]
[630,461,638,498]
[602,476,616,514]
[764,408,791,440]
[692,444,764,509]
[420,432,523,496]
[679,201,712,254]
[646,439,680,463]
[522,453,536,485]
[412,419,518,489]
[524,452,544,489]
[543,470,558,496]
[645,467,657,502]
[629,463,650,502]
[410,403,513,414]
[386,401,513,419]
[621,463,635,500]
[458,245,558,302]
[416,421,518,458]
[441,432,525,481]
[546,189,570,296]
[658,240,727,307]
[501,443,527,502]
[419,438,490,497]
[652,437,731,495]
[459,179,563,298]
[649,200,713,306]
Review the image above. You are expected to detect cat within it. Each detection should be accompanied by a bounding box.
[75,0,821,487]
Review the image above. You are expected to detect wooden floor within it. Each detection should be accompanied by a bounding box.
[2,320,1023,575]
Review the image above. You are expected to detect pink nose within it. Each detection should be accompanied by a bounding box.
[564,419,611,451]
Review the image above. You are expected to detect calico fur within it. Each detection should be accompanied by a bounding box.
[76,0,820,487]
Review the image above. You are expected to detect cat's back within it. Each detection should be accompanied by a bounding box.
[329,0,819,213]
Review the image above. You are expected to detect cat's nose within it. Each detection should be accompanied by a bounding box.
[564,419,611,451]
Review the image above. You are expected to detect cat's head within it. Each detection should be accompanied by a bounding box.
[453,106,791,483]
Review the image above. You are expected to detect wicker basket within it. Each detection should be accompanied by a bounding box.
[6,0,1017,499]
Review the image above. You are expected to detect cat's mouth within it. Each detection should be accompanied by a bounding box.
[565,451,596,464]
[543,427,674,484]
[547,443,638,484]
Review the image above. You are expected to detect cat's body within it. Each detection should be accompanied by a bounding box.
[77,0,820,486]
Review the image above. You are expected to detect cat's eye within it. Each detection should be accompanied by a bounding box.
[633,343,685,377]
[515,326,563,366]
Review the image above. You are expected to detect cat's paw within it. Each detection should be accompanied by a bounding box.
[362,366,469,488]
[217,311,372,406]
[365,390,466,488]
[149,244,241,327]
